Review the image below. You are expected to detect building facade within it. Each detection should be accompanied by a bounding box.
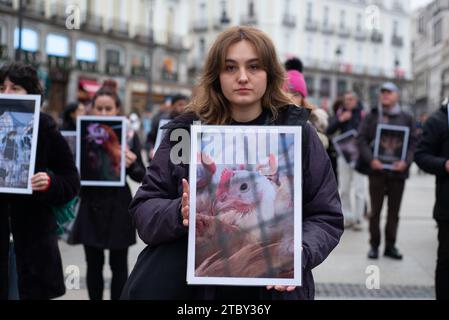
[412,0,449,115]
[188,0,413,111]
[0,0,192,117]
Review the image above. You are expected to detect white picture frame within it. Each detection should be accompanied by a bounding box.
[374,124,410,170]
[332,129,359,167]
[77,116,127,187]
[0,94,41,195]
[187,125,302,287]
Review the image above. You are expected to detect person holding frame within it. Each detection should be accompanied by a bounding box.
[121,26,343,300]
[69,82,145,300]
[0,62,80,300]
[357,82,416,260]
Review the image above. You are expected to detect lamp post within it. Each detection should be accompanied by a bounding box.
[146,0,155,112]
[15,0,24,61]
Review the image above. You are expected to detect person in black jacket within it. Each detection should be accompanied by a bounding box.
[62,101,86,131]
[69,84,145,300]
[121,26,343,300]
[0,62,80,300]
[414,99,449,300]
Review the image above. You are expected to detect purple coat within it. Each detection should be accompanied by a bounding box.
[123,106,343,300]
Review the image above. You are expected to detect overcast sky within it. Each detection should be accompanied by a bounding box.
[410,0,433,10]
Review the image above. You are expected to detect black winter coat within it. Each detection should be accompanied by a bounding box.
[414,104,449,221]
[122,105,343,300]
[70,134,145,249]
[0,113,80,300]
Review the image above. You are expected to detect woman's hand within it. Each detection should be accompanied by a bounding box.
[266,285,296,292]
[31,172,51,192]
[125,149,137,168]
[181,179,190,227]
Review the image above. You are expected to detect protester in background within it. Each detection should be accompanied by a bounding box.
[414,99,449,300]
[327,99,345,185]
[0,62,80,300]
[62,101,86,131]
[284,56,304,73]
[69,83,145,300]
[122,26,343,300]
[284,70,328,148]
[357,82,416,260]
[146,94,188,161]
[327,91,366,231]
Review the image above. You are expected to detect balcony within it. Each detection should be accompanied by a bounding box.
[161,69,178,82]
[354,30,368,41]
[337,27,351,38]
[0,0,13,10]
[392,35,404,47]
[83,13,103,32]
[49,3,67,25]
[241,14,258,26]
[371,30,383,43]
[321,24,335,35]
[25,0,45,17]
[76,60,98,73]
[0,44,8,60]
[16,50,41,66]
[193,19,208,32]
[134,26,152,43]
[167,33,183,49]
[305,19,319,32]
[109,19,129,37]
[282,14,296,28]
[47,55,71,71]
[105,63,124,76]
[131,65,149,77]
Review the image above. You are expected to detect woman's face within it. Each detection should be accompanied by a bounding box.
[219,40,267,112]
[92,95,119,116]
[0,78,28,95]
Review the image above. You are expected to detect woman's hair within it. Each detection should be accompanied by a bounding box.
[0,62,44,98]
[92,79,122,113]
[63,102,81,124]
[187,26,293,124]
[332,98,344,115]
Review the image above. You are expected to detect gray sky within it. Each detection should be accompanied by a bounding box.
[410,0,433,10]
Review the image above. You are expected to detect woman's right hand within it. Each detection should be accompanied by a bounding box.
[181,179,190,227]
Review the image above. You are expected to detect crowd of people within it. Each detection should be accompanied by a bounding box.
[0,25,448,301]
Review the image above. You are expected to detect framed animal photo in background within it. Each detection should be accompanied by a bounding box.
[332,129,359,167]
[187,125,302,287]
[0,94,41,195]
[374,124,410,170]
[77,116,126,187]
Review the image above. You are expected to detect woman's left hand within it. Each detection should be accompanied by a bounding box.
[31,172,51,192]
[266,286,296,292]
[125,150,137,168]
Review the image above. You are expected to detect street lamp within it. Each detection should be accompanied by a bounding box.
[146,0,155,112]
[15,0,24,61]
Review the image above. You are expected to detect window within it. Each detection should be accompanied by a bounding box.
[306,2,313,22]
[248,0,255,17]
[46,34,69,57]
[199,37,206,60]
[356,13,362,31]
[323,6,329,27]
[418,15,426,34]
[320,77,331,97]
[305,76,314,95]
[393,20,399,36]
[0,24,4,43]
[106,49,120,65]
[284,0,291,14]
[434,18,442,45]
[14,28,39,52]
[199,2,206,19]
[76,40,97,62]
[337,79,347,97]
[340,10,346,29]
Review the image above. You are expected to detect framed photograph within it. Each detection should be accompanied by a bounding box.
[332,129,359,167]
[154,119,171,153]
[76,116,126,187]
[374,124,410,170]
[187,125,302,287]
[0,94,41,195]
[61,131,77,161]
